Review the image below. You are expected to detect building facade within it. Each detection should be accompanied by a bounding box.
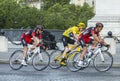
[27,0,95,9]
[70,0,95,7]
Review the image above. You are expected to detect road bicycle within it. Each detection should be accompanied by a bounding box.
[49,40,81,69]
[67,43,113,72]
[9,44,50,71]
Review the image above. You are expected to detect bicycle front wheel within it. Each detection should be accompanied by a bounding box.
[32,50,50,71]
[9,50,23,70]
[67,51,82,72]
[93,51,113,72]
[49,50,62,69]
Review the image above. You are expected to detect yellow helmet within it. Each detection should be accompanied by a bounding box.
[77,22,86,29]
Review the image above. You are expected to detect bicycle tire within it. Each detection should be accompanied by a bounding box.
[9,50,23,70]
[93,51,113,72]
[66,51,83,72]
[32,50,50,71]
[49,50,62,69]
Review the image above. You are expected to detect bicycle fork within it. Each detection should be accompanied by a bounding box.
[95,49,105,62]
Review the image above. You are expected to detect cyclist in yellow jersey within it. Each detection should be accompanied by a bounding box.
[61,22,86,66]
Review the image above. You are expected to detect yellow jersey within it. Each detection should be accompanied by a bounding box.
[63,26,81,37]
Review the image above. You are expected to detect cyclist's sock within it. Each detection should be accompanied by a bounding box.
[60,58,67,66]
[67,50,71,53]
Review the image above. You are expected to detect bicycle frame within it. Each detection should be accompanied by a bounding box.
[66,43,113,72]
[84,44,107,66]
[90,47,105,62]
[28,44,40,54]
[27,44,43,61]
[54,43,81,60]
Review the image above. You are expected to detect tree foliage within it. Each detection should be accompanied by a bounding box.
[0,0,95,29]
[0,0,40,29]
[42,2,95,29]
[44,0,70,10]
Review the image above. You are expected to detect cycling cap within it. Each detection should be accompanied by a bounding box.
[77,22,86,29]
[108,31,112,36]
[35,25,43,31]
[95,22,104,28]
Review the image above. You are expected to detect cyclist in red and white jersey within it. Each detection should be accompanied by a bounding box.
[20,25,43,65]
[78,22,109,66]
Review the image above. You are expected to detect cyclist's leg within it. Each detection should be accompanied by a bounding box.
[79,38,88,60]
[63,36,76,56]
[61,46,69,66]
[78,38,90,66]
[80,46,87,60]
[21,39,28,65]
[28,40,35,52]
[61,36,72,65]
[61,36,69,58]
[68,41,77,51]
[61,36,76,63]
[78,46,87,66]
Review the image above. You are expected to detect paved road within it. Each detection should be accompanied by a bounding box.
[0,64,120,81]
[0,42,120,81]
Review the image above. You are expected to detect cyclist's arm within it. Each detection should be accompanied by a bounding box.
[96,34,108,45]
[73,33,78,40]
[91,31,101,43]
[32,32,40,47]
[72,28,80,40]
[32,36,39,46]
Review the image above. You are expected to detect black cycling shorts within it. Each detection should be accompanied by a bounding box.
[21,38,33,46]
[79,37,93,48]
[62,36,75,47]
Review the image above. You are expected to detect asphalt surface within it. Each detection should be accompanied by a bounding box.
[0,64,120,81]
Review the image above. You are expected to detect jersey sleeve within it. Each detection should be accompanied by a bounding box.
[97,32,100,36]
[32,32,36,37]
[72,27,79,34]
[91,28,95,36]
[91,29,100,36]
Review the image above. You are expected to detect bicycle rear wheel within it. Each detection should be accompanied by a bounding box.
[32,50,50,71]
[49,50,62,69]
[93,51,113,72]
[9,50,23,70]
[67,51,82,72]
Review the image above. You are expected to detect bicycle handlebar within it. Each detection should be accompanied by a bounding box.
[97,43,110,51]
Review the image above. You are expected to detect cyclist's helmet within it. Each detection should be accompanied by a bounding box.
[95,22,104,28]
[77,22,86,29]
[108,31,112,36]
[35,25,43,32]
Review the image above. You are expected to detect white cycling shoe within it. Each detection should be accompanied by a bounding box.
[27,56,31,61]
[77,60,83,67]
[21,60,27,66]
